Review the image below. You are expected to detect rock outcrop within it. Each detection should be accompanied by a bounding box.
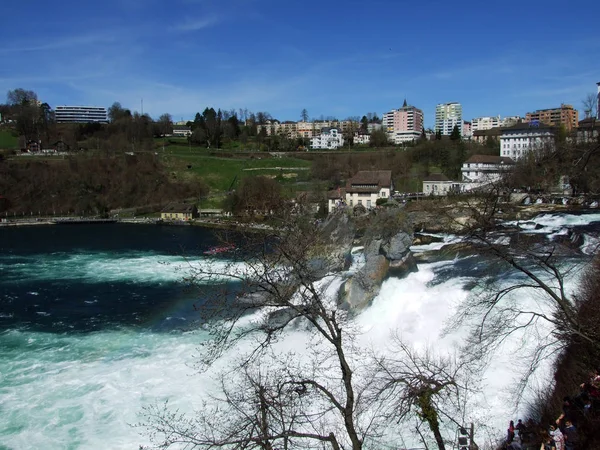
[339,225,416,311]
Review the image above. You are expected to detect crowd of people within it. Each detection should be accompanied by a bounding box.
[503,368,600,450]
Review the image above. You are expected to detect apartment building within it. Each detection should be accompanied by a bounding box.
[310,128,344,150]
[525,104,579,131]
[471,116,501,131]
[471,115,522,132]
[463,121,472,138]
[382,100,423,139]
[500,123,555,160]
[435,102,462,135]
[55,106,108,123]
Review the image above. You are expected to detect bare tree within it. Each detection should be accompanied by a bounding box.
[372,335,476,450]
[582,92,598,120]
[140,212,381,449]
[444,185,600,400]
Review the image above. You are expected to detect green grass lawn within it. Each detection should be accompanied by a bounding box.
[161,148,313,193]
[0,130,18,149]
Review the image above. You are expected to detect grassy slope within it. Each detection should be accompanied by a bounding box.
[161,148,312,193]
[0,130,18,149]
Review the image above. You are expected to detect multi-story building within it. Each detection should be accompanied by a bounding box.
[502,116,521,127]
[471,115,522,131]
[500,123,555,160]
[344,170,393,209]
[353,131,370,145]
[173,125,192,137]
[463,121,472,139]
[461,155,515,183]
[525,104,579,131]
[382,100,424,142]
[55,106,108,123]
[435,102,462,135]
[310,128,344,150]
[471,116,501,131]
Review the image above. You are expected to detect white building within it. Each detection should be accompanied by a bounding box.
[461,155,515,183]
[435,102,462,135]
[55,106,108,123]
[344,170,393,209]
[500,124,555,160]
[389,131,421,144]
[310,128,344,150]
[173,126,192,137]
[471,115,522,131]
[353,131,370,145]
[423,173,462,196]
[471,116,501,131]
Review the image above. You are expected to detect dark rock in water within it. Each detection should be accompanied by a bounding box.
[413,234,444,245]
[382,232,413,260]
[388,252,418,278]
[339,229,415,310]
[318,212,356,273]
[535,223,544,230]
[552,230,584,251]
[267,307,300,329]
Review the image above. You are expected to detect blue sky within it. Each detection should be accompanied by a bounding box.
[1,0,599,127]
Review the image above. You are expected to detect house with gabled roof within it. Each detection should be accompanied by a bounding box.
[160,203,199,221]
[344,170,393,209]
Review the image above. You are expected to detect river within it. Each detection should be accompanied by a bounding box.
[1,214,599,449]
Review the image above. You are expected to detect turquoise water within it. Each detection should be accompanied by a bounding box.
[1,215,599,449]
[0,224,233,449]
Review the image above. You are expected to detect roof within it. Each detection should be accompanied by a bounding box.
[473,128,502,137]
[161,203,197,213]
[464,155,516,165]
[422,173,452,182]
[346,170,392,193]
[327,188,346,199]
[578,118,599,129]
[501,123,555,133]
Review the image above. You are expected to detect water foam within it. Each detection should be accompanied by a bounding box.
[0,251,245,285]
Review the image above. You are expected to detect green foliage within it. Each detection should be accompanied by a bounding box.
[375,198,388,206]
[450,124,461,141]
[0,130,18,149]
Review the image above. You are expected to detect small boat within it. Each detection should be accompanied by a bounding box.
[203,244,236,256]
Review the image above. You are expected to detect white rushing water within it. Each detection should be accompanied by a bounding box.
[0,212,598,449]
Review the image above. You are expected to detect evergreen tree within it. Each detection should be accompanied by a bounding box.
[450,125,461,141]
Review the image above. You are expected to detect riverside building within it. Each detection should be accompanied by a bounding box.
[55,106,108,123]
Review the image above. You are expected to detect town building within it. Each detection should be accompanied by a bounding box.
[389,131,422,144]
[471,115,522,131]
[353,131,370,145]
[435,102,463,135]
[525,104,579,131]
[575,118,599,144]
[423,173,462,196]
[55,105,108,123]
[461,155,515,183]
[462,121,472,139]
[382,100,424,136]
[327,188,347,213]
[160,203,199,221]
[345,170,393,209]
[367,123,383,133]
[173,125,192,137]
[472,128,501,144]
[310,128,344,150]
[500,123,555,160]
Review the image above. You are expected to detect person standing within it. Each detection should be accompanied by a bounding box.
[507,420,515,443]
[563,420,578,450]
[549,425,564,450]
